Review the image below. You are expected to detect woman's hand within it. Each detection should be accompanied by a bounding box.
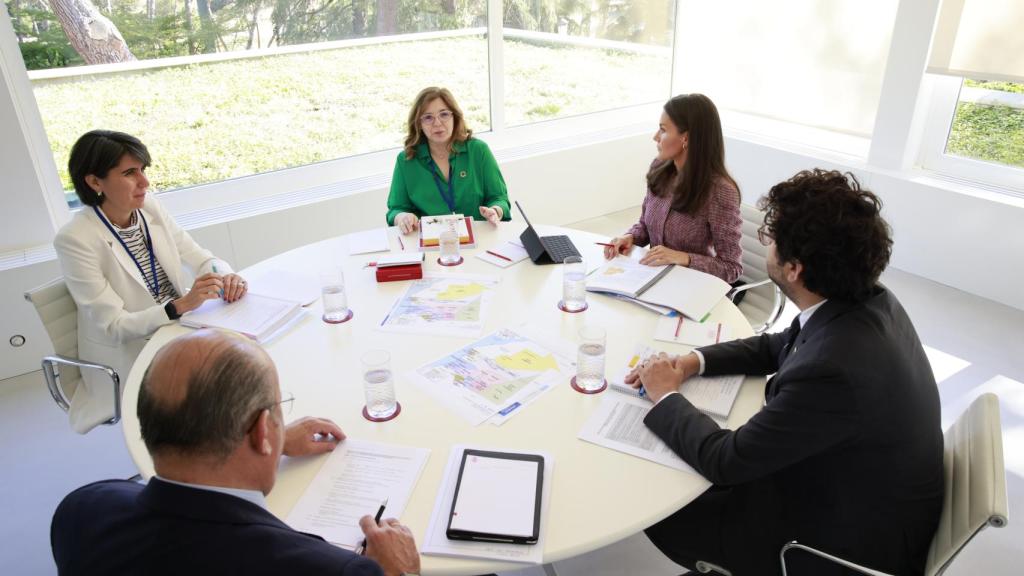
[172,273,224,315]
[640,245,690,267]
[221,273,247,303]
[604,234,634,259]
[479,205,502,226]
[395,212,419,234]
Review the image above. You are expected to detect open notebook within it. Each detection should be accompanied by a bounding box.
[586,253,730,320]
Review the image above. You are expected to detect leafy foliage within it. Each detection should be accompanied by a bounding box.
[947,102,1024,169]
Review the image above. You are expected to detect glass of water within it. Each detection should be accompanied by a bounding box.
[560,255,587,312]
[361,349,400,421]
[438,219,462,266]
[320,268,352,324]
[573,326,607,393]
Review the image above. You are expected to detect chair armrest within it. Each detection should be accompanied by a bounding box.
[780,541,894,576]
[41,355,122,425]
[728,278,773,297]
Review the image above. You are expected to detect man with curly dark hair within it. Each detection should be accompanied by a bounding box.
[626,169,943,575]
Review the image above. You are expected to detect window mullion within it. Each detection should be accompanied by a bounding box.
[486,0,505,134]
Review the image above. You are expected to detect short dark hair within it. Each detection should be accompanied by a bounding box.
[138,342,275,461]
[67,130,151,206]
[647,93,739,214]
[760,169,892,302]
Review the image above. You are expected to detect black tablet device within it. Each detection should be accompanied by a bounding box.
[446,449,544,545]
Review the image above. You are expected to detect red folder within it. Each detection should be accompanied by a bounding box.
[376,263,423,283]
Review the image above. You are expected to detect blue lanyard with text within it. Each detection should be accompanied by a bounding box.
[428,156,456,213]
[93,207,160,300]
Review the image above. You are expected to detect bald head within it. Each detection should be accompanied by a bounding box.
[138,329,277,461]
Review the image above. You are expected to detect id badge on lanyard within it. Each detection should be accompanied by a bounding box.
[94,207,160,299]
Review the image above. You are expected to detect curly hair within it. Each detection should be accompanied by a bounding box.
[759,169,892,302]
[402,87,472,159]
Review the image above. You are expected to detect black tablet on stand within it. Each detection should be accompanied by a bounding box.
[514,201,581,265]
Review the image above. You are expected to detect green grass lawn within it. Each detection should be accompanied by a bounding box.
[33,36,670,194]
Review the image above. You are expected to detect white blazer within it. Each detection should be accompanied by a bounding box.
[53,196,232,433]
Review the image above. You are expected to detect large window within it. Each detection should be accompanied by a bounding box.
[501,0,675,126]
[5,0,677,203]
[946,80,1024,170]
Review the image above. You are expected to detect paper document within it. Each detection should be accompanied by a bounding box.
[245,269,320,306]
[654,313,733,346]
[348,228,390,255]
[420,215,475,249]
[578,393,698,474]
[181,293,302,342]
[586,255,730,320]
[610,345,742,421]
[476,241,530,268]
[378,273,499,338]
[423,445,552,564]
[286,439,430,549]
[586,253,669,296]
[409,328,574,426]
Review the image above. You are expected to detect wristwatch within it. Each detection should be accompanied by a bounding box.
[164,300,181,320]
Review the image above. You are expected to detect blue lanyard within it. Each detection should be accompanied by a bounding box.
[93,207,160,300]
[428,156,456,213]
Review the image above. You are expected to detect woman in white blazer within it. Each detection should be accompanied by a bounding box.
[54,130,247,433]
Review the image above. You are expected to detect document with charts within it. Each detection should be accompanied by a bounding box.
[408,328,574,426]
[378,273,499,338]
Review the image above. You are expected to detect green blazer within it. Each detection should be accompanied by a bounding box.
[386,138,512,226]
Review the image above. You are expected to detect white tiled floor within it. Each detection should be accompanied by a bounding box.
[2,208,1020,575]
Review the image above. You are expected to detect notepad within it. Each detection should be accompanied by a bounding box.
[181,293,303,342]
[446,450,544,544]
[420,215,476,250]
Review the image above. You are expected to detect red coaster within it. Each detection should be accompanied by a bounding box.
[571,376,607,394]
[437,256,464,266]
[322,309,354,324]
[362,401,401,422]
[558,300,588,313]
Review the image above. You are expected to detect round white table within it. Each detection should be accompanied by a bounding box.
[122,221,765,575]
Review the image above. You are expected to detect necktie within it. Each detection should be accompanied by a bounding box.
[778,315,802,367]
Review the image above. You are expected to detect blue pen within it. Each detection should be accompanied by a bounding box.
[212,265,225,297]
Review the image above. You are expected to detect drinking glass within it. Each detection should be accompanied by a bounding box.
[560,255,587,312]
[573,326,607,393]
[361,349,400,421]
[438,219,462,266]
[320,268,352,323]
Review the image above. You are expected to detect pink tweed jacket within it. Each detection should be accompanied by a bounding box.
[626,170,743,283]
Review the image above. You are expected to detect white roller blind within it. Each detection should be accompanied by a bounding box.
[675,0,899,137]
[927,0,1024,83]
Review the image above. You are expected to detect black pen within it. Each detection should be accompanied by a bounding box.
[359,498,388,556]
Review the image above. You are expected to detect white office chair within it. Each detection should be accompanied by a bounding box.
[729,203,785,334]
[780,392,1008,576]
[24,278,122,428]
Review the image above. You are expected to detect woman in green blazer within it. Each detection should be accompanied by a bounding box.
[386,87,511,233]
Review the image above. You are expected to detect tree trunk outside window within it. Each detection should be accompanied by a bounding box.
[47,0,136,64]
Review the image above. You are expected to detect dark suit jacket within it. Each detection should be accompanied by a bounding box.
[645,286,943,575]
[51,477,383,576]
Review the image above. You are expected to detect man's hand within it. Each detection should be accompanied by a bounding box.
[359,515,421,576]
[639,245,690,267]
[479,205,502,226]
[395,212,419,235]
[638,352,700,403]
[283,417,345,457]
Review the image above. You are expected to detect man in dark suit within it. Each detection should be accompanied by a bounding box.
[627,169,944,575]
[51,329,420,576]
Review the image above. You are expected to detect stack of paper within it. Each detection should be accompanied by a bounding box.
[181,292,303,342]
[419,215,475,250]
[476,241,530,268]
[654,313,733,346]
[586,254,731,320]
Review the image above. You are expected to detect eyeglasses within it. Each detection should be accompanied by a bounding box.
[757,225,774,247]
[420,110,453,125]
[275,390,295,415]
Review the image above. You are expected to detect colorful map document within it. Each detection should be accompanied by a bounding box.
[409,328,574,426]
[378,273,499,338]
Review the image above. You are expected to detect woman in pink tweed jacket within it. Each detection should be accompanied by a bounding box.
[604,94,743,283]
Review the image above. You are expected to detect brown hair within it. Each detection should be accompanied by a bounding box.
[647,94,738,214]
[402,87,472,160]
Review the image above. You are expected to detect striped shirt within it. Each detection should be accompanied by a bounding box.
[114,211,179,304]
[627,168,743,283]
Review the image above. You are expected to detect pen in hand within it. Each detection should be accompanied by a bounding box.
[359,498,388,556]
[211,265,225,297]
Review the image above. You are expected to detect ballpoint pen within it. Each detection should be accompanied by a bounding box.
[211,265,225,297]
[359,498,388,555]
[485,250,512,262]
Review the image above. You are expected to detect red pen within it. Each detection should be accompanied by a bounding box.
[595,242,615,248]
[674,316,684,338]
[486,250,512,262]
[364,262,377,268]
[398,236,405,250]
